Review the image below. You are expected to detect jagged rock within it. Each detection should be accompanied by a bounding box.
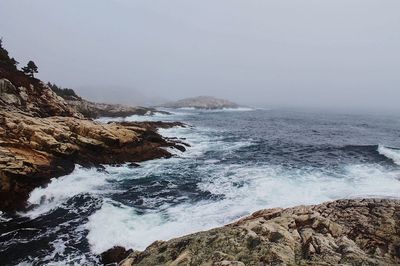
[0,110,186,211]
[160,96,239,110]
[0,78,81,118]
[101,246,133,265]
[0,44,186,213]
[120,199,400,266]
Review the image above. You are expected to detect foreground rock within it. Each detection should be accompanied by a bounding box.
[120,199,400,265]
[160,96,239,110]
[0,110,186,211]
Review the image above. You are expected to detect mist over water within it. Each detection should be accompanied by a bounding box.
[2,1,400,111]
[1,109,400,265]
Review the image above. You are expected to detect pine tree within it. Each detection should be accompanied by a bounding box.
[22,60,38,77]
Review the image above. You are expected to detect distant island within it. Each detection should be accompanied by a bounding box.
[160,96,240,110]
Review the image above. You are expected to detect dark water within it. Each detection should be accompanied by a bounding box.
[1,108,400,265]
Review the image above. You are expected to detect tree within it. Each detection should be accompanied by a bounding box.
[0,38,19,68]
[22,60,38,77]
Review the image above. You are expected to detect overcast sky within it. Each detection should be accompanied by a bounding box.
[1,0,399,110]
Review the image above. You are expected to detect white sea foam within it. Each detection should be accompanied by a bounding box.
[0,211,11,222]
[378,145,400,165]
[21,166,113,219]
[17,114,400,256]
[85,162,400,253]
[96,110,187,123]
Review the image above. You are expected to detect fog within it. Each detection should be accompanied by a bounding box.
[1,0,399,111]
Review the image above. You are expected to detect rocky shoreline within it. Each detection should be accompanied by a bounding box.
[1,44,399,266]
[0,72,187,213]
[66,97,168,119]
[0,108,187,211]
[117,198,400,266]
[0,43,190,213]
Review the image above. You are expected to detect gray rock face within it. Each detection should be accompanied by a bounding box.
[160,96,239,109]
[120,199,400,266]
[66,98,161,119]
[0,78,81,118]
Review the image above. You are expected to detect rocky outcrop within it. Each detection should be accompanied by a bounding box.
[0,45,187,212]
[101,246,133,265]
[66,98,167,119]
[0,79,81,118]
[0,109,187,211]
[160,96,239,110]
[120,199,400,266]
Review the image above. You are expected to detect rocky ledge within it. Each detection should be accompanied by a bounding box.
[119,198,400,265]
[66,98,168,119]
[0,110,187,211]
[160,96,239,110]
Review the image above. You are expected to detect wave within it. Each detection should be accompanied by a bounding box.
[85,162,400,253]
[96,112,173,123]
[0,211,11,222]
[20,166,113,219]
[378,145,400,166]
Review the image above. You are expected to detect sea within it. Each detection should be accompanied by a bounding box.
[1,108,400,265]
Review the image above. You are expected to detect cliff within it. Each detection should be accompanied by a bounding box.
[120,198,400,266]
[0,44,185,212]
[160,96,239,110]
[0,108,186,211]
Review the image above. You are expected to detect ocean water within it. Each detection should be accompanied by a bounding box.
[1,108,400,265]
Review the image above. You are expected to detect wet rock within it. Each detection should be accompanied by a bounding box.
[127,163,140,168]
[120,199,400,266]
[101,246,133,265]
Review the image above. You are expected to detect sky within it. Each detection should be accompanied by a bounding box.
[1,0,399,111]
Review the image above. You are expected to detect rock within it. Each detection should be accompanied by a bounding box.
[0,110,187,211]
[120,199,400,265]
[66,98,168,119]
[0,54,187,212]
[0,78,81,118]
[101,246,133,265]
[160,96,240,110]
[128,163,140,168]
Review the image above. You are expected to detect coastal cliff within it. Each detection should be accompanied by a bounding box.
[0,108,186,211]
[120,198,400,266]
[0,44,185,212]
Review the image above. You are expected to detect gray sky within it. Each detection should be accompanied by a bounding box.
[1,0,400,110]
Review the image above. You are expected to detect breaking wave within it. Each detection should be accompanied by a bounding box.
[378,145,400,166]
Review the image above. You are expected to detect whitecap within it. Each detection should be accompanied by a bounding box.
[378,145,400,165]
[20,166,113,218]
[85,162,400,254]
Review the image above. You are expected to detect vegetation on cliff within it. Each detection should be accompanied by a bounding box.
[47,82,81,100]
